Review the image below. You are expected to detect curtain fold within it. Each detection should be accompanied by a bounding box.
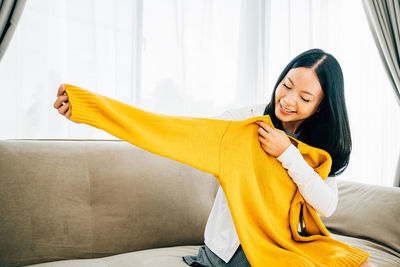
[0,0,26,61]
[234,0,271,107]
[395,157,400,187]
[362,0,400,186]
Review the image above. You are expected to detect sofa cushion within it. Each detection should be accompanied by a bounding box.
[321,180,400,254]
[24,245,200,267]
[0,140,219,267]
[24,236,400,267]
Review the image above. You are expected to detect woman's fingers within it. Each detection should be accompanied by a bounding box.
[58,102,69,115]
[65,110,71,119]
[54,84,73,121]
[256,120,291,157]
[53,95,68,109]
[256,120,273,139]
[257,120,273,132]
[258,126,269,137]
[57,84,66,97]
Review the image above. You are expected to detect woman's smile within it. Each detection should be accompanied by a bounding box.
[278,102,296,114]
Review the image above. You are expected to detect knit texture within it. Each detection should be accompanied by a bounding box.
[64,84,370,267]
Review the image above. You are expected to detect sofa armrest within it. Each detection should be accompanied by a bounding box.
[321,180,400,253]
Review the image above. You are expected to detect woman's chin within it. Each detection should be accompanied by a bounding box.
[274,109,287,122]
[275,107,297,122]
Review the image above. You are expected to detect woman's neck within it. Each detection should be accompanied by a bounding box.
[282,122,300,134]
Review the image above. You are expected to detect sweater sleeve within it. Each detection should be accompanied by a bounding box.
[277,144,338,217]
[64,84,230,177]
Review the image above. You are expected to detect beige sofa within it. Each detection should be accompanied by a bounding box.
[1,138,399,266]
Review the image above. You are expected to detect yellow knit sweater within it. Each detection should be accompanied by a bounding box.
[64,84,369,267]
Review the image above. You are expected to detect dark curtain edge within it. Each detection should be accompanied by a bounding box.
[0,0,26,61]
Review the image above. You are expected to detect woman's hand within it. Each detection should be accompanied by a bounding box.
[53,84,72,120]
[256,120,291,157]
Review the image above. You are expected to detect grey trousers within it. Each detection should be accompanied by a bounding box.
[182,244,251,267]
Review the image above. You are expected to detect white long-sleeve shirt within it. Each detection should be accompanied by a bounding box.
[204,104,338,263]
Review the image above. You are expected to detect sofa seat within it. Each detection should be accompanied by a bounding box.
[26,245,201,267]
[331,234,400,267]
[24,235,400,267]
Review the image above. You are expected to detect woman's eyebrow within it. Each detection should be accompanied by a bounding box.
[302,91,315,97]
[287,77,316,97]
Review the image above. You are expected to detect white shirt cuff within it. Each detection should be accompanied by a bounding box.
[277,143,298,165]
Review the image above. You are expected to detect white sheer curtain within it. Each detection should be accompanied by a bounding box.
[0,0,399,186]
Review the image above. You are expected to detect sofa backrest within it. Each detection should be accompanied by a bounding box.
[0,140,220,266]
[321,180,400,254]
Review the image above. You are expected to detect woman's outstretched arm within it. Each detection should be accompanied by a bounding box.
[53,84,231,177]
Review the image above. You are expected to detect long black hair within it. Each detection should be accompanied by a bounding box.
[264,48,351,177]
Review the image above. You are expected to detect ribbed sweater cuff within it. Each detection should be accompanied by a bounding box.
[333,246,370,267]
[65,84,100,126]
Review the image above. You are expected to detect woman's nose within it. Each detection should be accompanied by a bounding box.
[283,94,296,107]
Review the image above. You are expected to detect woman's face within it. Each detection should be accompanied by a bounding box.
[274,67,324,133]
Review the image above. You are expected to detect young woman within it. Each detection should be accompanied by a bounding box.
[54,48,376,267]
[182,49,377,267]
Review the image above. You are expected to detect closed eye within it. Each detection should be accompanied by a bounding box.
[283,83,311,102]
